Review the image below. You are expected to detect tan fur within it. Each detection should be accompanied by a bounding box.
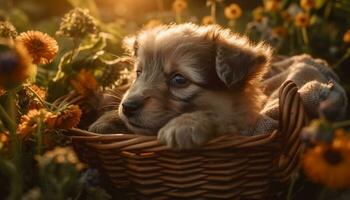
[90,23,272,150]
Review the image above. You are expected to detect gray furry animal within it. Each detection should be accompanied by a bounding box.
[89,23,272,150]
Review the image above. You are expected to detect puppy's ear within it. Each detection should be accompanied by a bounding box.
[122,35,138,57]
[215,40,271,88]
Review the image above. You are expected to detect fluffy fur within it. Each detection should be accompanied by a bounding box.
[89,23,272,150]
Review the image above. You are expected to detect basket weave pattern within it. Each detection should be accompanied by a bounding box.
[66,81,308,199]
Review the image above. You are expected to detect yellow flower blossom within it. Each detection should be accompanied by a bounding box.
[252,6,265,22]
[202,15,215,25]
[300,0,316,11]
[264,0,282,12]
[295,12,310,28]
[172,0,187,13]
[303,129,350,189]
[224,4,242,20]
[343,29,350,43]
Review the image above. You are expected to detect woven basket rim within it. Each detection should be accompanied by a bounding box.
[67,127,280,150]
[65,80,305,152]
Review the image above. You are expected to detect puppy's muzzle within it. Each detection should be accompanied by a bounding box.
[122,99,143,117]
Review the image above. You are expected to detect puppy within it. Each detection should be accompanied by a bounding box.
[89,23,272,150]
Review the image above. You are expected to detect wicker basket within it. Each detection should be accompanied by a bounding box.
[65,80,308,199]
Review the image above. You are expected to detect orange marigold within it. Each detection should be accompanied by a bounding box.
[252,6,265,22]
[47,105,82,129]
[300,0,316,11]
[0,132,9,150]
[172,0,187,13]
[303,129,350,189]
[281,11,292,22]
[27,84,46,109]
[16,30,58,65]
[264,0,282,12]
[17,109,54,139]
[295,12,310,28]
[202,16,215,25]
[70,69,98,96]
[224,4,242,20]
[0,87,5,96]
[272,26,288,38]
[343,29,350,43]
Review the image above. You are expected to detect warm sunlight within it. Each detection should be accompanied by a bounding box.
[1,0,350,199]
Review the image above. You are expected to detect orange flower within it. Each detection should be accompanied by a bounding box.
[16,30,58,65]
[272,26,288,38]
[300,0,316,11]
[27,84,46,109]
[70,69,98,96]
[343,29,350,43]
[47,105,82,129]
[0,42,34,88]
[0,132,9,150]
[202,16,215,25]
[224,4,242,20]
[264,0,282,12]
[281,11,292,22]
[172,0,187,13]
[0,87,5,96]
[303,129,350,189]
[294,12,310,28]
[17,109,54,139]
[252,6,265,22]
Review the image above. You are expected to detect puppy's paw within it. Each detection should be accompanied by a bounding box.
[88,111,129,134]
[158,112,216,150]
[88,121,118,134]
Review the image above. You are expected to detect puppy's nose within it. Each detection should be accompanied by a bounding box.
[122,100,143,117]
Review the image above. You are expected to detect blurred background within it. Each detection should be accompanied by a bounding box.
[1,1,350,199]
[1,0,349,113]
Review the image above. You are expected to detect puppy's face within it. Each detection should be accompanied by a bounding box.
[119,24,271,135]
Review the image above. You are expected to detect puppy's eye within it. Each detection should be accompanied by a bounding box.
[136,70,142,78]
[170,74,189,88]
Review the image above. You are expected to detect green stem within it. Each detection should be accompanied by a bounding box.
[332,119,350,128]
[0,105,16,134]
[334,49,350,69]
[286,174,297,200]
[228,20,236,28]
[3,90,23,199]
[0,159,22,200]
[302,27,309,45]
[70,38,80,64]
[53,38,80,81]
[211,1,216,24]
[175,11,182,23]
[36,119,43,155]
[324,0,333,20]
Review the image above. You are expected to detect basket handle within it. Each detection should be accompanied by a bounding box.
[276,80,308,181]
